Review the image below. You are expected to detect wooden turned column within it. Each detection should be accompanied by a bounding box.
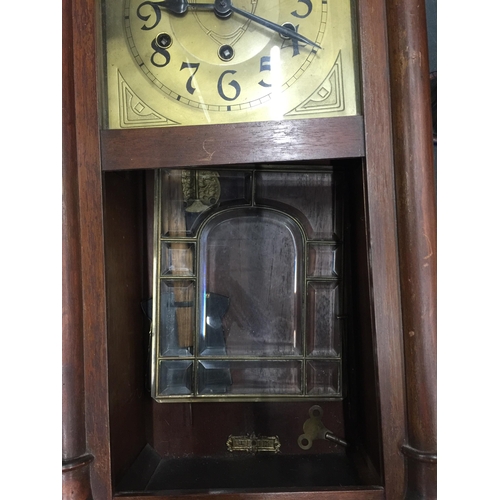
[62,0,94,496]
[62,125,94,500]
[385,0,437,497]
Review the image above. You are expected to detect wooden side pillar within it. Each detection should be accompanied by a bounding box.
[70,0,113,493]
[62,0,94,496]
[385,0,438,497]
[357,0,408,497]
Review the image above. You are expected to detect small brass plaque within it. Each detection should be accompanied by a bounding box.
[227,433,281,453]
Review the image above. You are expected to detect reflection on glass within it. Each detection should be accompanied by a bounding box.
[306,360,341,395]
[158,360,193,396]
[308,244,341,277]
[307,282,342,356]
[198,292,230,356]
[161,170,193,237]
[159,280,195,356]
[213,170,252,207]
[255,172,336,239]
[153,168,346,401]
[199,208,303,356]
[161,242,195,276]
[161,170,253,237]
[198,361,302,395]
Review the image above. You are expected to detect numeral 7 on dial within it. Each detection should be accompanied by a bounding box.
[180,62,200,95]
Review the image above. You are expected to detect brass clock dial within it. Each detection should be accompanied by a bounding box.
[104,0,359,128]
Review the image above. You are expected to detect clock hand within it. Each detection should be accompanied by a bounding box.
[148,0,212,14]
[159,0,322,49]
[220,0,322,49]
[154,0,189,14]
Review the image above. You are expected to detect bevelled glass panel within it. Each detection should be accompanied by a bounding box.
[254,172,338,240]
[199,208,303,356]
[162,170,252,237]
[197,361,302,395]
[159,280,195,356]
[161,170,196,237]
[153,169,347,401]
[308,244,341,277]
[211,170,252,207]
[158,360,194,396]
[161,242,195,276]
[306,360,341,396]
[307,282,342,356]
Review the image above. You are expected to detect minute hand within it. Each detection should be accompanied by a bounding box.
[227,4,321,49]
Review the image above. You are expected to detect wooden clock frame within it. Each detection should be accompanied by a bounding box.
[62,0,436,497]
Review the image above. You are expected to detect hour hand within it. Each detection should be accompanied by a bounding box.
[157,0,215,14]
[153,0,217,14]
[156,0,189,14]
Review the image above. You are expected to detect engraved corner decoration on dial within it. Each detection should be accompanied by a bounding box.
[123,0,327,112]
[118,70,180,127]
[286,50,345,117]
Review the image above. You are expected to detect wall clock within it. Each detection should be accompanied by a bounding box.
[103,0,359,128]
[62,0,437,496]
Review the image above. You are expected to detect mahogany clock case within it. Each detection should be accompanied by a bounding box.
[63,0,436,494]
[103,160,383,495]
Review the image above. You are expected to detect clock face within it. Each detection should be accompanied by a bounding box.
[103,0,359,128]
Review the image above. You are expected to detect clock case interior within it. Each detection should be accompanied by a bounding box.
[103,159,383,494]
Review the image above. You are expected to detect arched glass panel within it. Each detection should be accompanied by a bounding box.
[198,208,304,358]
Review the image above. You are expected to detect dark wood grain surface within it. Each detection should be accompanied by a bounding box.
[62,0,85,464]
[100,116,365,171]
[343,164,383,485]
[386,0,438,495]
[62,0,93,496]
[151,401,347,458]
[104,171,151,485]
[70,0,112,497]
[114,489,385,500]
[357,0,408,496]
